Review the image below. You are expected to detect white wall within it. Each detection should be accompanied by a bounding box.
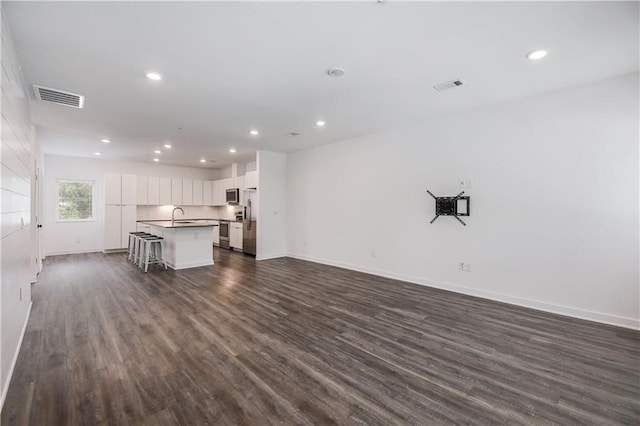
[257,151,287,260]
[287,73,639,329]
[42,155,221,256]
[0,9,33,406]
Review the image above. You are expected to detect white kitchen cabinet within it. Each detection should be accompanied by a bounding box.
[136,176,148,205]
[213,224,220,245]
[182,178,193,205]
[147,176,160,205]
[122,174,137,204]
[193,179,203,205]
[104,173,137,250]
[104,173,122,205]
[159,177,171,205]
[235,175,246,205]
[212,179,225,206]
[171,178,183,205]
[104,204,122,249]
[121,205,137,247]
[203,180,213,205]
[230,222,243,250]
[245,170,258,189]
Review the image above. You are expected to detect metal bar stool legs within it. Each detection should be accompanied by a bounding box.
[140,237,167,272]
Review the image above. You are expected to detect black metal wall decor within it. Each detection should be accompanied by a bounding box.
[427,190,470,226]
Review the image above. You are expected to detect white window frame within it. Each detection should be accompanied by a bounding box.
[56,179,96,222]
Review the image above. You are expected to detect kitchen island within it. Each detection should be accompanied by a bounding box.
[140,220,218,270]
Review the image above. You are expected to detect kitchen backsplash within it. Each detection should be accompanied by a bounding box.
[137,205,242,221]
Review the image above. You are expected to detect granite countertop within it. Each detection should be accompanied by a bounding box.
[140,220,219,229]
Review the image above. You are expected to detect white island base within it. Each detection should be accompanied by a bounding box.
[147,223,214,270]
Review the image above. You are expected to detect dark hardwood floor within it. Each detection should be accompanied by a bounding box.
[2,249,639,425]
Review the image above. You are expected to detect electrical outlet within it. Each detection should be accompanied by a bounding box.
[458,179,472,188]
[458,262,472,272]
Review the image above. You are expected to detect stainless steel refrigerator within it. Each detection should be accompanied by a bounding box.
[242,190,257,256]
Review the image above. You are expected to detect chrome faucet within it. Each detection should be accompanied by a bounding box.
[171,206,185,224]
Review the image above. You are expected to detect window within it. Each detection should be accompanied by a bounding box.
[57,180,95,221]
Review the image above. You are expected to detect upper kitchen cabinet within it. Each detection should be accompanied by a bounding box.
[212,179,226,206]
[159,178,172,205]
[193,180,203,206]
[104,173,122,205]
[105,173,136,205]
[171,178,183,205]
[136,176,148,205]
[182,178,193,205]
[235,175,245,205]
[203,180,213,205]
[147,176,160,205]
[245,170,258,189]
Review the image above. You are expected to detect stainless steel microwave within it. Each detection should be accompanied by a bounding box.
[225,188,240,204]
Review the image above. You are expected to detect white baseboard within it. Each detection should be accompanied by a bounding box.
[1,301,32,411]
[288,253,639,330]
[167,260,214,270]
[256,253,287,261]
[45,248,104,256]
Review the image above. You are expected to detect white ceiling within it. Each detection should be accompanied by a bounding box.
[4,1,638,169]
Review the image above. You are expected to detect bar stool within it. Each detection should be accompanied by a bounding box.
[128,232,149,262]
[139,236,167,273]
[132,233,152,264]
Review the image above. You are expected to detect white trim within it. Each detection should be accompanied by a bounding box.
[1,302,32,411]
[45,248,104,257]
[256,253,287,261]
[166,259,214,270]
[287,253,640,331]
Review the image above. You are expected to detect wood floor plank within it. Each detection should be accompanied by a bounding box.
[1,249,638,425]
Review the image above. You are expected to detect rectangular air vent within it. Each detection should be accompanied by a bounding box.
[433,79,465,92]
[33,85,85,108]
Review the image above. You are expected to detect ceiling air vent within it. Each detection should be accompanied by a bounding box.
[433,79,465,93]
[33,85,85,108]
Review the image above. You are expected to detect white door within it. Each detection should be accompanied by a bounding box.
[203,180,213,205]
[159,177,171,205]
[33,160,42,277]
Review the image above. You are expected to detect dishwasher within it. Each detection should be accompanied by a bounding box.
[218,220,230,249]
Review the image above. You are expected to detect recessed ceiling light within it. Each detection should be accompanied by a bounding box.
[250,130,259,136]
[316,121,326,127]
[200,158,206,163]
[327,68,345,78]
[94,152,101,156]
[153,158,159,162]
[153,150,162,154]
[527,50,548,60]
[146,72,162,80]
[101,139,110,143]
[288,132,300,137]
[164,144,172,149]
[229,148,236,153]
